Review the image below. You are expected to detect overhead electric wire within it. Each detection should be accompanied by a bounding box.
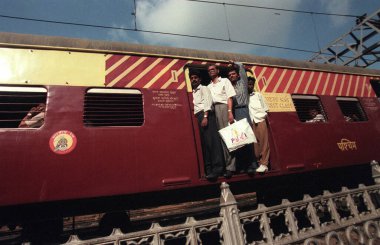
[0,1,368,59]
[133,0,137,30]
[310,13,321,51]
[223,3,231,41]
[0,14,318,54]
[185,0,360,18]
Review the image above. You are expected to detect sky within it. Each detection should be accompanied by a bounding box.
[0,0,379,69]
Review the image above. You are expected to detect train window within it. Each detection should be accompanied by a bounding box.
[291,95,328,123]
[336,97,368,122]
[83,88,144,127]
[0,86,47,128]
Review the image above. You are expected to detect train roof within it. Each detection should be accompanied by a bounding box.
[1,31,380,77]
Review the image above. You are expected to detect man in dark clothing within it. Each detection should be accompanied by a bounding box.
[190,70,224,180]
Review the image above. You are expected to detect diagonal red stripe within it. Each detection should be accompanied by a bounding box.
[111,57,162,88]
[325,73,337,95]
[258,67,274,91]
[105,56,141,86]
[274,69,293,93]
[332,74,344,95]
[296,71,312,94]
[347,75,356,96]
[128,58,174,88]
[315,72,329,95]
[166,60,207,90]
[264,68,283,92]
[105,54,126,69]
[285,70,302,94]
[149,59,189,89]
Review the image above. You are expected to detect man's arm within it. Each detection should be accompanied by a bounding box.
[235,62,249,87]
[223,78,236,124]
[18,112,45,128]
[201,86,213,127]
[229,60,249,88]
[227,97,234,124]
[18,115,31,128]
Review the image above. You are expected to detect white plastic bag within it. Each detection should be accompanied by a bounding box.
[218,118,257,152]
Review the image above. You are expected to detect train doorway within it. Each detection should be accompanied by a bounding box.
[184,64,231,179]
[370,79,380,100]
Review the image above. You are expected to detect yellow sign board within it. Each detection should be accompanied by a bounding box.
[262,92,296,112]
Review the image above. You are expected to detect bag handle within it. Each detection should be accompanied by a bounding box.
[227,119,237,126]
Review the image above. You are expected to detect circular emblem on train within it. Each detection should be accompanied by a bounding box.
[49,130,77,155]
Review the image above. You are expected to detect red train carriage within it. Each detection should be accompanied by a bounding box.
[0,32,379,228]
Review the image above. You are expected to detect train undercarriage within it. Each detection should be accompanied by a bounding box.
[0,161,379,244]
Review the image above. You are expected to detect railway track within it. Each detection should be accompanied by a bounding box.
[2,182,380,244]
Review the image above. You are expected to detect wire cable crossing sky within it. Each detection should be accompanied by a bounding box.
[185,0,361,17]
[0,13,320,54]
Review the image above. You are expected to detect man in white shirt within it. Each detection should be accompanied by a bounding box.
[191,70,224,180]
[207,64,236,178]
[248,77,270,173]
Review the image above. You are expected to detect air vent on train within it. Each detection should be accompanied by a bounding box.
[83,88,144,127]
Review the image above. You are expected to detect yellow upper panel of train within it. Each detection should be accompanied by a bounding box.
[0,48,105,86]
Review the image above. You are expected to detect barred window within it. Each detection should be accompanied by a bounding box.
[84,88,144,127]
[0,86,47,128]
[292,95,327,123]
[336,97,367,122]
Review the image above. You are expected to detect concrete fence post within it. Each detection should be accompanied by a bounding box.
[219,182,245,245]
[371,160,380,184]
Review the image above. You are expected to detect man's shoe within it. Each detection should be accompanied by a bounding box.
[256,164,268,173]
[247,167,256,174]
[247,162,258,174]
[238,169,246,174]
[224,170,233,179]
[206,172,219,180]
